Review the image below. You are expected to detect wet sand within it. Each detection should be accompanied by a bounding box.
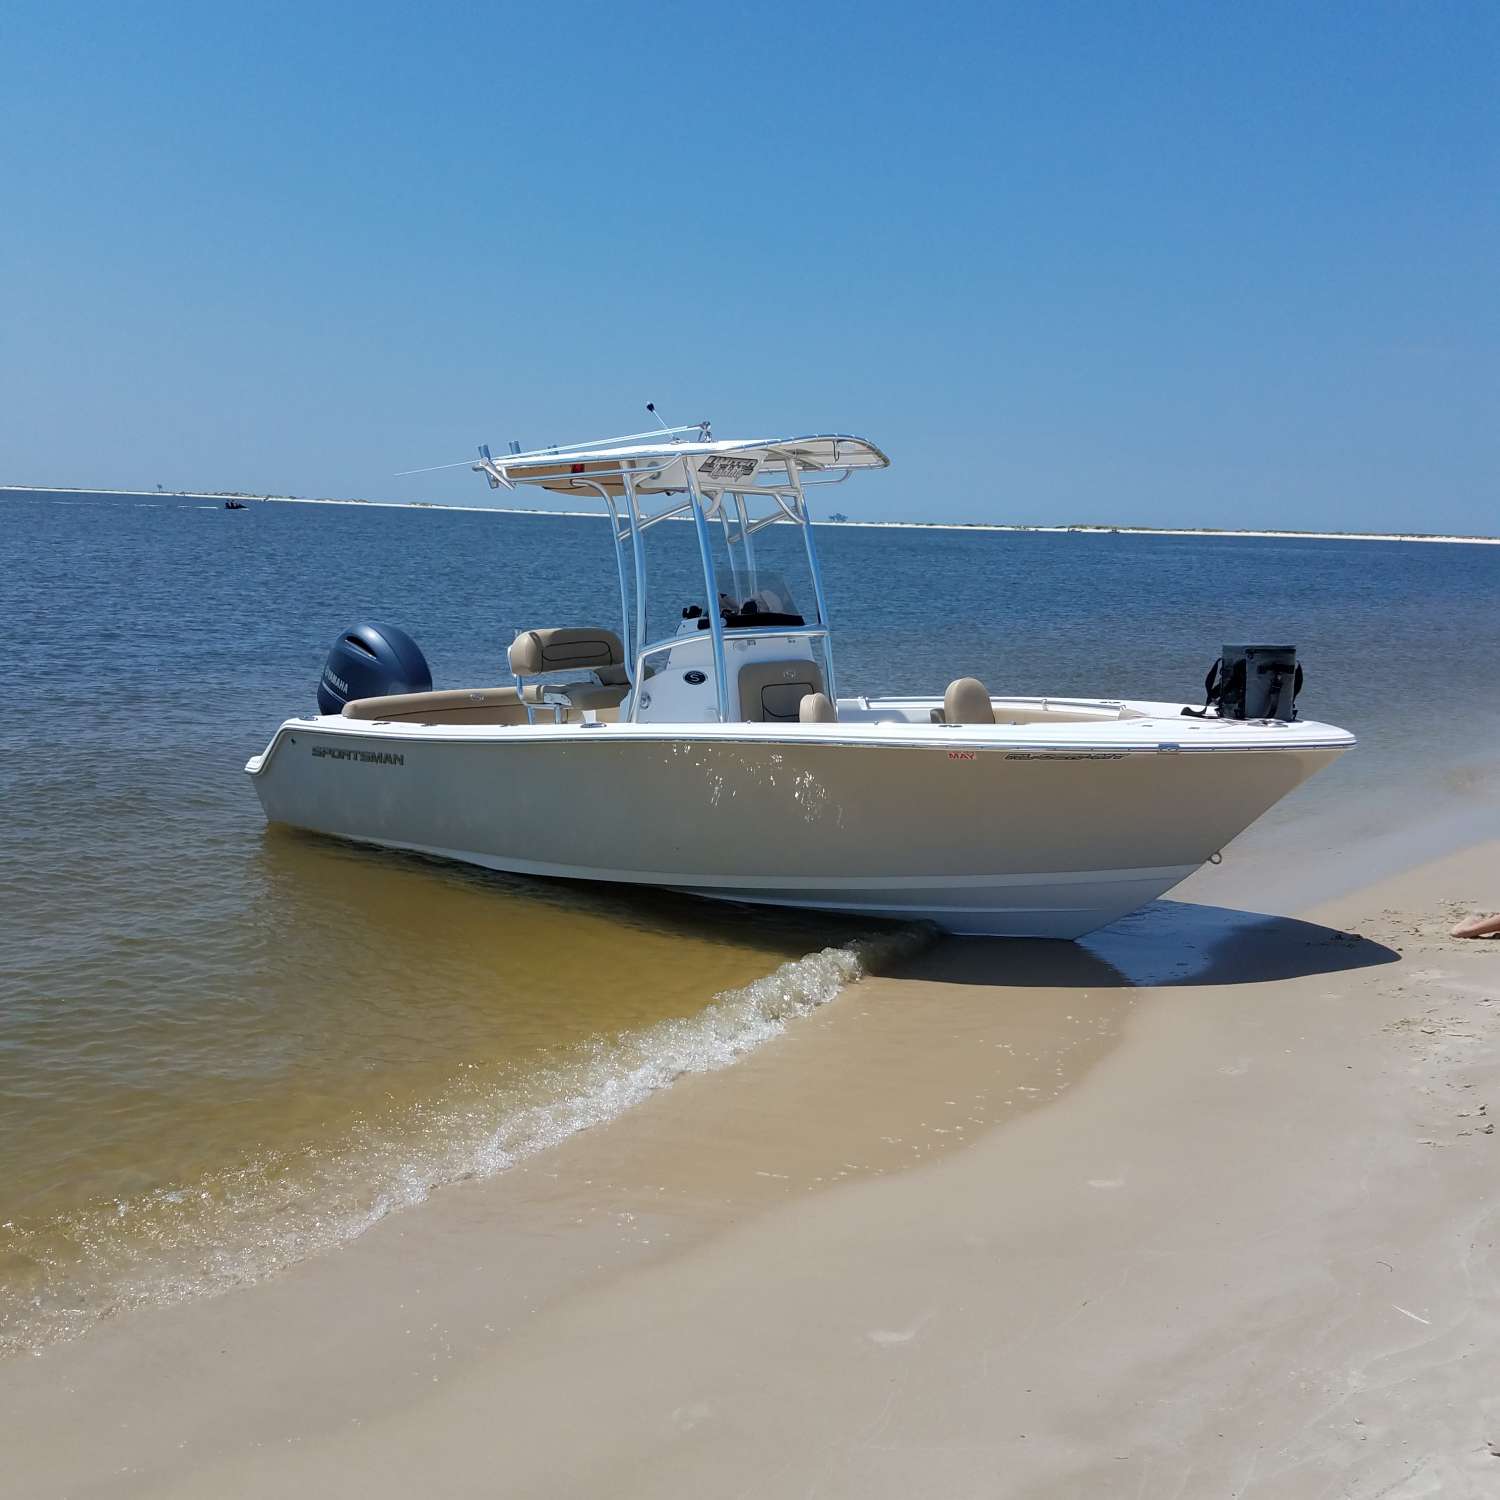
[6,828,1500,1497]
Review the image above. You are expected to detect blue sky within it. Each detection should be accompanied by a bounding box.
[2,2,1494,529]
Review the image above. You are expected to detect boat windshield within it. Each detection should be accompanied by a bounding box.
[730,571,802,621]
[635,504,819,648]
[683,572,806,633]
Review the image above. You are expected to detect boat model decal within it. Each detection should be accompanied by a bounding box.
[311,745,406,766]
[1002,751,1129,761]
[698,454,758,479]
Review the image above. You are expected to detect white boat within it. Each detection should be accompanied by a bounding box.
[247,423,1353,937]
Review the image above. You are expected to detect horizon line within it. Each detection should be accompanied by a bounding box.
[4,483,1498,547]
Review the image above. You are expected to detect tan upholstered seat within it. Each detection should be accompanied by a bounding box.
[507,626,624,678]
[943,677,996,725]
[341,686,622,725]
[798,692,837,724]
[342,687,530,725]
[737,660,825,722]
[524,680,628,712]
[507,625,630,716]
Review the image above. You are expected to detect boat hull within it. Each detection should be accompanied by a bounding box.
[247,721,1346,938]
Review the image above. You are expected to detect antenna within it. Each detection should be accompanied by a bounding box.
[650,403,711,443]
[395,457,487,476]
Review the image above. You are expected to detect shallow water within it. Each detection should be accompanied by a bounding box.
[4,490,1500,1353]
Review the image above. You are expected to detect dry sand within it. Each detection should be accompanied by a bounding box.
[5,828,1500,1497]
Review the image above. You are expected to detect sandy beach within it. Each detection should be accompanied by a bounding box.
[3,795,1499,1498]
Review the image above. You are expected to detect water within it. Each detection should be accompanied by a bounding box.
[4,489,1500,1355]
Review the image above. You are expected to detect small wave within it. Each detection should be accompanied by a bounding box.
[0,922,932,1357]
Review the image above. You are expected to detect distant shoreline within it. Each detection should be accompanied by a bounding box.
[5,482,1498,546]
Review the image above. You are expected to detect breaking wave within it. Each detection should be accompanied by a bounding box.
[1,923,932,1357]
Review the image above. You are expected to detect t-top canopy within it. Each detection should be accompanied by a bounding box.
[474,433,890,496]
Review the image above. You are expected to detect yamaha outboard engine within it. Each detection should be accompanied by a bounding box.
[316,623,432,715]
[1186,644,1302,721]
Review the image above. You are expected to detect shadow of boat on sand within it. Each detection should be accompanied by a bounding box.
[907,900,1399,991]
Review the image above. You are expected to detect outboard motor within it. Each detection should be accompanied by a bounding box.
[316,623,432,715]
[1186,644,1303,721]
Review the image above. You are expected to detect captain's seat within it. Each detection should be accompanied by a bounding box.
[508,627,631,714]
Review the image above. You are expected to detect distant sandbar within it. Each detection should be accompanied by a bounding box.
[4,483,1497,545]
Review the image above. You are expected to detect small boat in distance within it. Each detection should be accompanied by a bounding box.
[223,499,246,510]
[246,422,1354,937]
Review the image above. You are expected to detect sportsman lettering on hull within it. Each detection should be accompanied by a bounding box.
[311,746,405,766]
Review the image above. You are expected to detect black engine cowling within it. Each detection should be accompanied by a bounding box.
[316,623,432,715]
